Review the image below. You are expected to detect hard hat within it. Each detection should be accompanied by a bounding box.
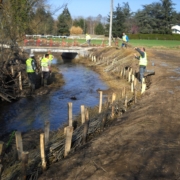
[29,53,34,57]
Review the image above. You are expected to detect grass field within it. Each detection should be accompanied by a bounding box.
[61,38,180,48]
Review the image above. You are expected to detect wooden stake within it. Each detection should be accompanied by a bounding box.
[112,93,116,103]
[131,82,134,92]
[81,105,85,124]
[19,72,22,90]
[125,95,128,107]
[21,151,29,180]
[40,133,46,171]
[99,91,103,113]
[64,126,73,157]
[44,121,50,147]
[0,164,2,180]
[132,74,135,82]
[15,131,23,160]
[141,83,146,94]
[68,102,73,126]
[134,89,137,104]
[83,109,89,145]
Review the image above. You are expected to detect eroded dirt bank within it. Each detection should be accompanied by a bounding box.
[38,46,180,180]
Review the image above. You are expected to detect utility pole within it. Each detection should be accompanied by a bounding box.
[108,0,113,46]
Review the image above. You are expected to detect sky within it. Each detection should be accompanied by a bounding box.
[47,0,180,19]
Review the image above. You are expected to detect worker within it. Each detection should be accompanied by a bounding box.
[41,53,50,86]
[134,47,148,83]
[86,33,91,46]
[121,32,129,48]
[47,50,54,75]
[26,53,36,93]
[47,50,54,61]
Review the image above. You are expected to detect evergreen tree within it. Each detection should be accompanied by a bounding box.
[57,6,72,36]
[94,22,105,35]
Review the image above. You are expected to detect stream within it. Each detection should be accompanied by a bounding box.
[0,58,109,136]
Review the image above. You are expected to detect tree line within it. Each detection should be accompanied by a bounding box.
[0,0,180,45]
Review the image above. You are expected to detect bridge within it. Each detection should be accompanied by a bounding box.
[22,46,96,59]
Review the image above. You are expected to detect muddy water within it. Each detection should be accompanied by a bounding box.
[0,59,108,136]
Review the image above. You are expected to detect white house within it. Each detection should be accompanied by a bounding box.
[171,25,180,34]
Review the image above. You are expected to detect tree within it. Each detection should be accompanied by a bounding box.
[31,7,54,35]
[73,18,87,33]
[106,2,132,37]
[134,0,176,34]
[70,26,83,35]
[160,0,175,33]
[95,22,105,35]
[57,6,72,36]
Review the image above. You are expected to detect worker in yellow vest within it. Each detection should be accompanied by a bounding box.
[41,53,50,86]
[47,50,54,75]
[26,53,36,93]
[134,47,148,83]
[86,33,91,46]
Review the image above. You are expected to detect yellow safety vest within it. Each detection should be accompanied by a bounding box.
[26,58,34,73]
[49,54,54,61]
[86,34,91,40]
[41,57,49,67]
[139,52,148,66]
[122,35,127,42]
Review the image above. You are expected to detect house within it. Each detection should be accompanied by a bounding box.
[171,25,180,34]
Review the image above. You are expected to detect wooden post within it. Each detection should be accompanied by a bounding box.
[0,141,4,180]
[112,93,116,103]
[68,102,73,126]
[40,133,46,171]
[44,121,50,147]
[15,131,23,160]
[81,105,85,124]
[134,89,137,104]
[111,93,116,118]
[132,74,135,82]
[125,95,128,107]
[128,68,131,82]
[0,164,2,180]
[82,109,89,145]
[134,78,137,87]
[19,72,22,90]
[11,65,14,76]
[141,83,146,94]
[0,142,3,159]
[123,68,126,79]
[64,126,73,157]
[21,151,29,180]
[131,82,134,93]
[99,91,103,113]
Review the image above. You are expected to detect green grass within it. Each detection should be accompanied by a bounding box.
[32,37,180,48]
[65,38,180,48]
[128,39,180,48]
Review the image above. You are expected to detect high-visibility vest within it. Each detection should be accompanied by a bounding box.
[139,52,148,66]
[122,35,127,42]
[41,57,49,67]
[26,58,34,73]
[86,34,91,40]
[49,54,54,61]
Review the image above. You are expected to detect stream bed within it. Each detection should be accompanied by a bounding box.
[0,59,109,136]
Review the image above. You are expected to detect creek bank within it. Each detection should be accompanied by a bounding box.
[39,47,180,180]
[1,46,156,180]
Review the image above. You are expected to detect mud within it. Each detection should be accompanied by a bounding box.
[37,46,180,180]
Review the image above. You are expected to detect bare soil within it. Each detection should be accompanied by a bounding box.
[38,46,180,180]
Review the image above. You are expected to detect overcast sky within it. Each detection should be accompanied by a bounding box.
[48,0,180,19]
